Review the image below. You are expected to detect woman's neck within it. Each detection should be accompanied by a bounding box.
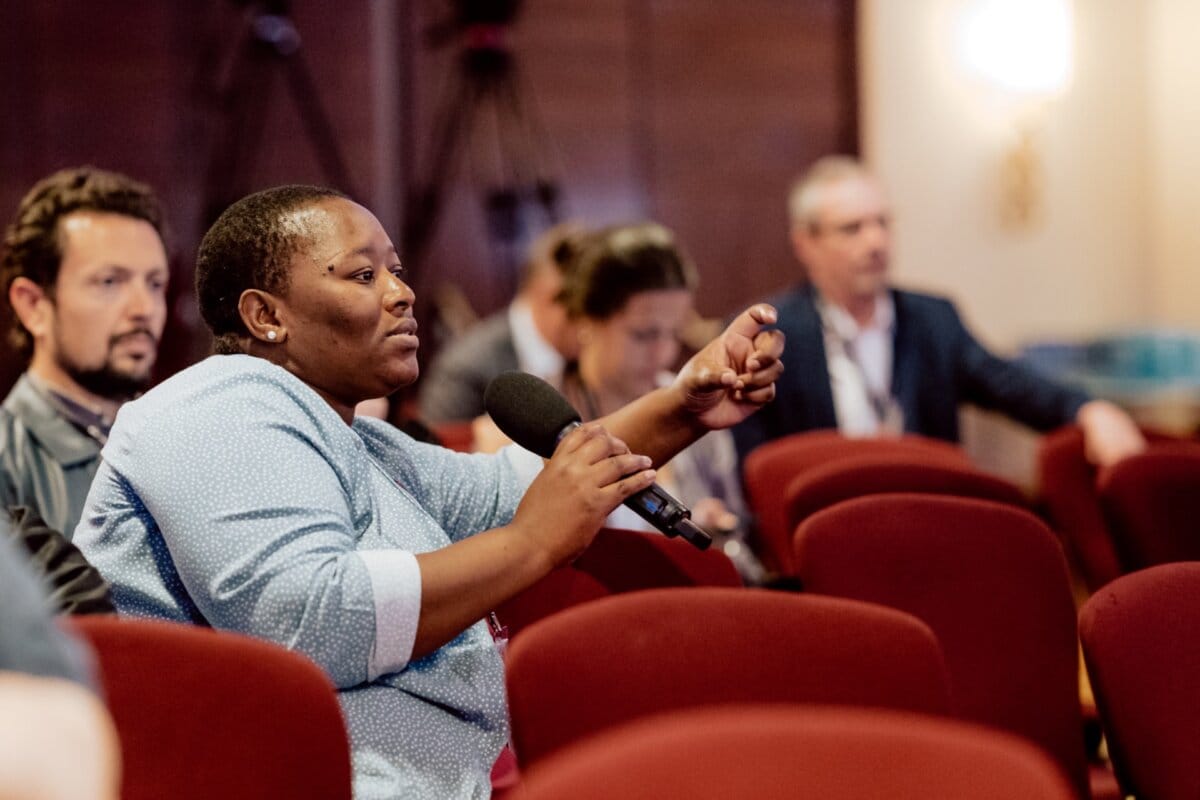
[571,359,635,421]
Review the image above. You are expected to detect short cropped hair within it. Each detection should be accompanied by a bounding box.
[786,155,872,229]
[196,184,348,354]
[517,221,586,291]
[1,166,167,356]
[558,222,697,321]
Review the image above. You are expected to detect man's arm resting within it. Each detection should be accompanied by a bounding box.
[1075,399,1147,468]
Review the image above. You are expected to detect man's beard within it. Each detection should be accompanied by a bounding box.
[66,362,153,401]
[57,331,158,401]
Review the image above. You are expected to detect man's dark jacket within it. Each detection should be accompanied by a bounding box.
[731,284,1090,462]
[1,373,102,537]
[1,374,114,614]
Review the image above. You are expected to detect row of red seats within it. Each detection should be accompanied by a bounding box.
[506,498,1113,799]
[64,424,1200,798]
[745,425,1200,588]
[70,555,1200,799]
[507,558,1200,799]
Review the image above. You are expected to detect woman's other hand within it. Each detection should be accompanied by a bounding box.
[673,304,785,430]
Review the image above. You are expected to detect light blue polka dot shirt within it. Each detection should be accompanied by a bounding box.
[75,355,540,799]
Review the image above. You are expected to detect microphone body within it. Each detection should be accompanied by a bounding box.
[484,372,712,550]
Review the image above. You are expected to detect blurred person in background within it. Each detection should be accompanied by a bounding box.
[556,222,762,581]
[0,166,167,611]
[418,222,582,425]
[1,166,170,537]
[0,531,119,800]
[731,155,1145,469]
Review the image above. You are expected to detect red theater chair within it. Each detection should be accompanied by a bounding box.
[769,454,1026,576]
[432,420,476,452]
[742,431,968,575]
[1097,446,1200,570]
[1080,562,1200,800]
[514,706,1078,800]
[1037,424,1189,590]
[794,494,1113,800]
[1038,425,1125,591]
[573,526,742,592]
[505,587,951,768]
[67,616,352,800]
[493,527,741,640]
[493,567,610,639]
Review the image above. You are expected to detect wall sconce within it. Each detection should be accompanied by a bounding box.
[957,0,1074,229]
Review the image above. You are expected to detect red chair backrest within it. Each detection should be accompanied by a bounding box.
[1038,425,1126,591]
[493,527,741,640]
[68,616,352,800]
[1098,447,1200,570]
[772,454,1026,576]
[1037,424,1186,590]
[505,587,951,768]
[515,705,1078,800]
[743,432,968,574]
[493,567,610,639]
[1079,562,1200,800]
[794,494,1088,798]
[573,526,743,592]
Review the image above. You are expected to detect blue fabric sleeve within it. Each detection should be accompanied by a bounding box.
[353,418,530,543]
[108,385,383,689]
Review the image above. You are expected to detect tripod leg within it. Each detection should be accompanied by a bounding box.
[281,48,360,197]
[402,56,478,266]
[233,44,279,185]
[490,59,563,226]
[203,32,277,225]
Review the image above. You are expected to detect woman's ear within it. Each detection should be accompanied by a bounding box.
[238,289,286,344]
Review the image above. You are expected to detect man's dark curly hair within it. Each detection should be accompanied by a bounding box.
[196,184,348,355]
[1,166,168,357]
[558,222,697,321]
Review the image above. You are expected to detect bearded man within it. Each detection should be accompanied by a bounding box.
[1,167,168,612]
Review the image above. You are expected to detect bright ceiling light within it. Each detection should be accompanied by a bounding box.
[959,0,1073,96]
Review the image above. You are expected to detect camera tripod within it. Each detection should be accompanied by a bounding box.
[201,0,359,227]
[401,4,562,272]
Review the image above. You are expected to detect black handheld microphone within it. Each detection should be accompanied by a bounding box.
[484,371,712,550]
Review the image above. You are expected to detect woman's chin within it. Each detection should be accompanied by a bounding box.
[385,357,420,387]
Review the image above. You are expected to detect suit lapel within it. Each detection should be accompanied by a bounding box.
[889,290,921,432]
[795,286,838,429]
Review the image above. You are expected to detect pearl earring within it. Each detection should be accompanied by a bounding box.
[267,330,277,341]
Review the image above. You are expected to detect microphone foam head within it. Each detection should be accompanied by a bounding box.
[484,371,582,458]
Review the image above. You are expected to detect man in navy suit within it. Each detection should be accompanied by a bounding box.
[732,156,1145,468]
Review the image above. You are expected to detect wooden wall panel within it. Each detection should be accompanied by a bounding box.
[644,0,857,312]
[0,0,854,397]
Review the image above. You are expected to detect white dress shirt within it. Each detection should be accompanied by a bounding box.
[508,299,565,388]
[817,292,903,437]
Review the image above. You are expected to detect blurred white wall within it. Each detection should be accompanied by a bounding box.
[858,0,1200,484]
[1148,0,1200,329]
[859,0,1153,354]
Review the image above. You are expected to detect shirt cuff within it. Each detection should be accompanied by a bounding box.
[358,549,422,679]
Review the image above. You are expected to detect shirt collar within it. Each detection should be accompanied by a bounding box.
[816,291,895,341]
[507,299,565,384]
